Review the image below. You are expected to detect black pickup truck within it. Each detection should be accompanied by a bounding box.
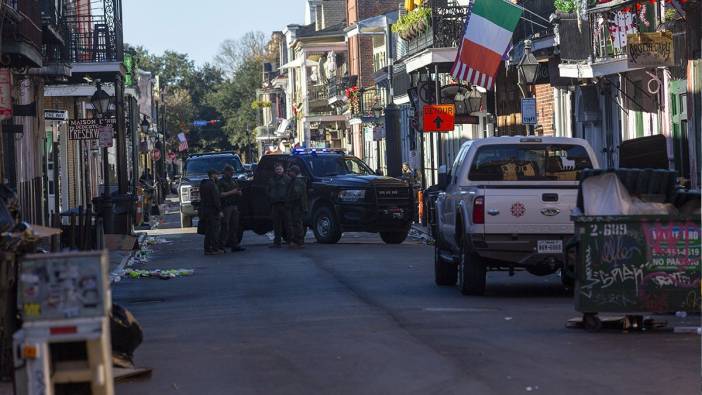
[239,149,414,244]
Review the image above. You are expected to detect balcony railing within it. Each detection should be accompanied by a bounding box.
[350,87,384,117]
[327,75,358,99]
[1,0,43,66]
[65,0,123,64]
[308,84,329,103]
[404,0,469,58]
[558,2,661,66]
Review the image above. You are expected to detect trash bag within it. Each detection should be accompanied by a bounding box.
[110,304,143,368]
[583,173,676,216]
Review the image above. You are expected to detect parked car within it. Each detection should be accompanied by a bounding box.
[239,149,414,244]
[433,136,599,295]
[178,152,246,227]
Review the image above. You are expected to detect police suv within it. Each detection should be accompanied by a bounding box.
[239,149,414,244]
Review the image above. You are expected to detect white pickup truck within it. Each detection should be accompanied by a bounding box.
[433,136,599,295]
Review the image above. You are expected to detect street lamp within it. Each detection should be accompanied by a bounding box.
[517,40,540,87]
[91,81,112,117]
[92,81,114,196]
[517,39,539,136]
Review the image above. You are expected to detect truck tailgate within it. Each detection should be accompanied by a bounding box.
[484,188,577,234]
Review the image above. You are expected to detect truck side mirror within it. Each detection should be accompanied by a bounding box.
[375,169,384,176]
[438,165,449,190]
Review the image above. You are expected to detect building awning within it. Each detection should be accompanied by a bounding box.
[558,57,642,79]
[403,47,457,73]
[507,35,556,66]
[303,114,348,123]
[279,58,316,70]
[45,83,116,97]
[588,0,636,13]
[345,11,399,38]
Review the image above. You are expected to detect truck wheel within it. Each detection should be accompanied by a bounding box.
[379,231,408,244]
[180,212,192,228]
[312,207,341,244]
[434,241,457,286]
[458,241,486,295]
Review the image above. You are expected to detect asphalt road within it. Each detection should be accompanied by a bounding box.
[113,212,700,395]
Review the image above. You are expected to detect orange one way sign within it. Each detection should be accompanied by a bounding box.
[423,104,455,132]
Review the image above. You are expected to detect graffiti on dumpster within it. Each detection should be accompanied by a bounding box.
[578,220,701,313]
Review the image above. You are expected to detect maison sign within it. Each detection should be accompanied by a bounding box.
[68,118,116,141]
[627,31,674,68]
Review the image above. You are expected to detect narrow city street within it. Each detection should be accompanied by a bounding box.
[113,211,700,395]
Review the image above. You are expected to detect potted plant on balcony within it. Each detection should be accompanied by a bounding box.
[392,6,431,42]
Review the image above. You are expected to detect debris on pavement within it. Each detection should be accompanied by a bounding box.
[123,268,194,280]
[145,236,173,246]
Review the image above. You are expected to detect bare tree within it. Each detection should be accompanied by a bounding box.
[215,31,268,78]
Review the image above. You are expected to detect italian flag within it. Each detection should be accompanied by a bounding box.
[450,0,523,90]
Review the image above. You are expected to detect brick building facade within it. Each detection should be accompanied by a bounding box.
[347,0,398,88]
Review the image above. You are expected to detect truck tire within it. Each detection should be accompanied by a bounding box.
[180,212,193,228]
[379,231,408,244]
[434,240,457,286]
[458,240,486,295]
[312,206,341,244]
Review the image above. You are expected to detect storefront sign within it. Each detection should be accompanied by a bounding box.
[68,118,116,141]
[521,98,537,125]
[0,69,12,120]
[98,126,113,148]
[627,31,674,67]
[44,109,69,121]
[422,104,455,132]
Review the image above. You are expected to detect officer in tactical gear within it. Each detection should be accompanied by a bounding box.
[266,162,291,248]
[219,165,245,252]
[286,165,308,249]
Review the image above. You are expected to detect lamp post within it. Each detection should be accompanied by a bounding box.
[91,81,114,195]
[372,103,384,173]
[517,39,540,136]
[140,115,150,179]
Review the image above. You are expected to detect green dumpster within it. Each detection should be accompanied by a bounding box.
[571,169,701,330]
[574,215,700,315]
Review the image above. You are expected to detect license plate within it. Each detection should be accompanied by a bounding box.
[538,240,563,254]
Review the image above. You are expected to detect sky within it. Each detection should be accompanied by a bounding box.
[123,0,306,66]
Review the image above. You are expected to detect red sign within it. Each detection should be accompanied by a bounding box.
[0,69,12,120]
[423,104,455,132]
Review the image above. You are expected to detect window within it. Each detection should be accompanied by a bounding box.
[450,143,471,183]
[184,156,243,176]
[469,144,593,182]
[303,155,374,177]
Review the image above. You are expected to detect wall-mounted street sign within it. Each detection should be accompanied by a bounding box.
[422,104,455,132]
[627,31,674,68]
[44,109,69,121]
[521,98,537,125]
[68,118,116,141]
